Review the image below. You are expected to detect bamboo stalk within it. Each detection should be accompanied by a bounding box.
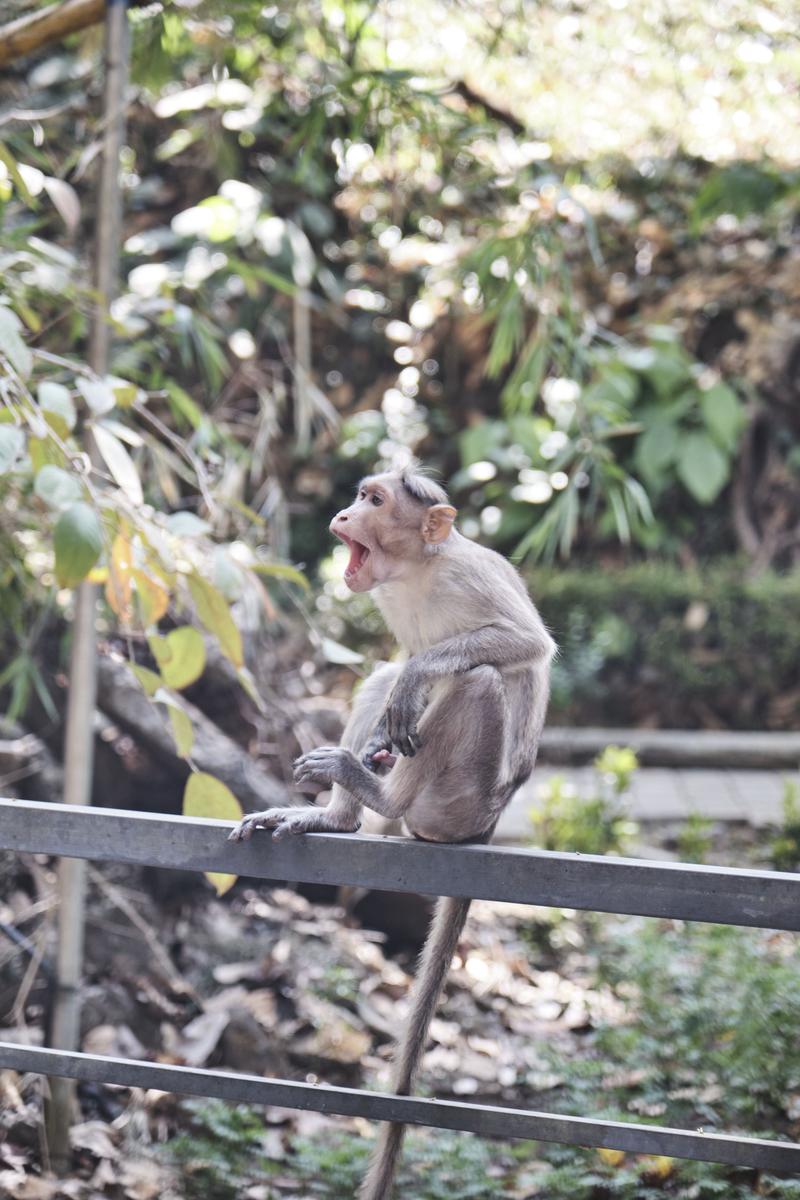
[43,0,130,1173]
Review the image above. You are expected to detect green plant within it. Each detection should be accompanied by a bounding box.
[291,1129,513,1199]
[595,922,800,1124]
[677,812,715,864]
[167,1099,279,1200]
[770,781,800,872]
[530,745,639,856]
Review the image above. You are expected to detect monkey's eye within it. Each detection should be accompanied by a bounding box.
[371,493,384,506]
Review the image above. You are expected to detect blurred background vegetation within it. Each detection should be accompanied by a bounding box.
[1,0,799,732]
[2,5,800,1198]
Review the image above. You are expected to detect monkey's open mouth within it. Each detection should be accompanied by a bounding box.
[339,535,371,581]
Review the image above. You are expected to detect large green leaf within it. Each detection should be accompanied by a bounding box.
[148,626,206,690]
[54,502,103,587]
[676,432,730,504]
[634,419,680,483]
[700,383,744,453]
[188,573,243,667]
[34,464,83,509]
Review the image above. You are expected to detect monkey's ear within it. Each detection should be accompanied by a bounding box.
[421,504,457,544]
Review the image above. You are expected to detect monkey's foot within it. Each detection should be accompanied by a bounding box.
[228,805,360,842]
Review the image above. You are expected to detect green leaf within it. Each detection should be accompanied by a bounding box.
[187,573,243,668]
[212,547,244,601]
[0,304,32,378]
[486,290,523,379]
[0,425,24,473]
[29,437,64,473]
[130,663,162,696]
[148,626,206,690]
[34,464,83,509]
[690,163,791,232]
[700,383,744,453]
[77,377,116,415]
[0,143,36,205]
[633,419,680,483]
[154,688,195,758]
[677,432,730,504]
[93,423,144,505]
[249,561,309,589]
[54,501,103,587]
[38,382,76,434]
[183,771,243,897]
[166,511,212,537]
[320,637,364,665]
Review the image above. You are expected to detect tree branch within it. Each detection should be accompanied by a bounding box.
[0,0,104,69]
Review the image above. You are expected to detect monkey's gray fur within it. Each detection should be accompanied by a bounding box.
[231,466,555,1198]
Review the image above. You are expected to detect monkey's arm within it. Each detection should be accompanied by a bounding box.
[386,622,553,755]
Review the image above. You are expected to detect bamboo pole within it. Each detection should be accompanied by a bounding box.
[44,0,130,1173]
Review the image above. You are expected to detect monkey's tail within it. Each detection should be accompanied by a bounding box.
[358,894,472,1200]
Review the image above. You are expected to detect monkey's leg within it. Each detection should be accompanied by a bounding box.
[229,664,400,842]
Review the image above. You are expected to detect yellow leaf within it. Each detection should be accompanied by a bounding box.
[208,872,236,897]
[183,772,242,898]
[187,573,243,668]
[131,567,170,626]
[597,1148,626,1168]
[183,771,242,822]
[87,566,109,583]
[640,1155,674,1180]
[131,664,162,696]
[105,532,133,619]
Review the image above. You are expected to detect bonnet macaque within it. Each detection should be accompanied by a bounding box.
[230,465,555,1198]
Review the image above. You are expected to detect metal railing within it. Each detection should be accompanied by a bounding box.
[1,795,800,1172]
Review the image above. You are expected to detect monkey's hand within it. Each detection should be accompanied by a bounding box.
[361,723,393,773]
[384,670,428,758]
[228,804,360,842]
[293,746,366,792]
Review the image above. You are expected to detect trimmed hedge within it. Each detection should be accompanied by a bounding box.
[530,561,800,731]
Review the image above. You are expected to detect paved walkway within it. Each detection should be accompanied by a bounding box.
[496,765,800,844]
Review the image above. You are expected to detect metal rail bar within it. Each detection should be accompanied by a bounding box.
[1,798,799,930]
[3,797,800,1174]
[2,1044,799,1172]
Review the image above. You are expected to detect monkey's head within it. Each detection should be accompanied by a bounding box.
[330,467,457,592]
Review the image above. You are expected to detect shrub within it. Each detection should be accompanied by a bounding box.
[530,560,800,729]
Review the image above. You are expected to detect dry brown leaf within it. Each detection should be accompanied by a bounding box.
[70,1119,118,1159]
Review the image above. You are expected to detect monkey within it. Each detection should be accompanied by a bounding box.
[229,464,555,1199]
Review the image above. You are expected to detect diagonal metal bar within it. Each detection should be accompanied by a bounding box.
[1,1043,798,1172]
[1,798,800,930]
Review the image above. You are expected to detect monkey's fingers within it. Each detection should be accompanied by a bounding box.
[228,809,287,841]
